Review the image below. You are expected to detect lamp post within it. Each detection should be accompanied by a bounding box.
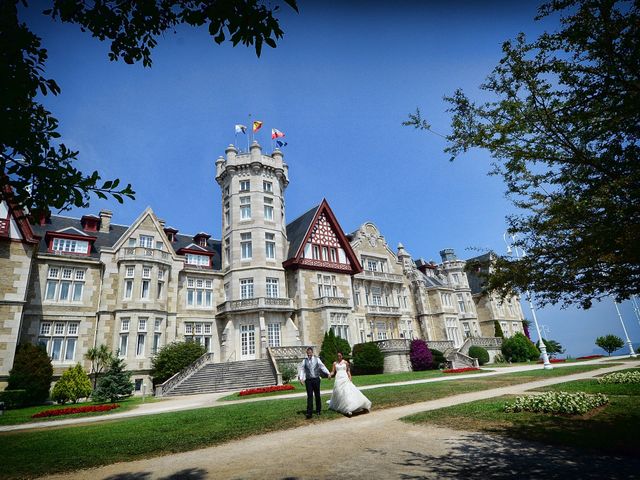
[503,232,552,369]
[631,295,640,329]
[612,298,636,358]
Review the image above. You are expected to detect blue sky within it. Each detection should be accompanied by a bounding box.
[22,0,639,356]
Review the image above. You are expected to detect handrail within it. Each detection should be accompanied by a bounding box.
[267,347,282,385]
[155,351,214,397]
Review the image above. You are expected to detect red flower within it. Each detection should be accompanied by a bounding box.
[576,355,604,360]
[442,367,480,374]
[537,358,567,363]
[238,385,295,396]
[32,404,120,418]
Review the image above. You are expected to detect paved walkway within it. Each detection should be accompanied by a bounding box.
[37,358,640,480]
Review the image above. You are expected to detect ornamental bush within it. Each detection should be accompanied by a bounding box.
[7,343,53,405]
[429,349,446,369]
[352,342,384,375]
[151,341,206,386]
[278,362,298,384]
[501,332,540,362]
[504,391,609,415]
[468,346,489,366]
[494,320,504,338]
[319,329,351,367]
[409,339,432,371]
[598,371,640,384]
[51,363,93,404]
[92,357,133,403]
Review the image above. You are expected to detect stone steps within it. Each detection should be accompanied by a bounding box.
[165,359,277,396]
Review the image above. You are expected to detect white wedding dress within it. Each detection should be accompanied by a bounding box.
[328,361,372,415]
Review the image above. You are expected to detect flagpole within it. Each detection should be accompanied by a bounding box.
[248,113,252,150]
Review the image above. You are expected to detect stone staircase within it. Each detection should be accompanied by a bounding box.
[163,359,278,397]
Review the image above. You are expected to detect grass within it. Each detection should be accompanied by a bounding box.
[0,363,612,479]
[0,396,157,426]
[403,368,640,457]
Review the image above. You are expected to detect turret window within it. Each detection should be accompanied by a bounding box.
[240,278,254,299]
[240,196,251,219]
[263,181,273,192]
[264,197,274,220]
[266,278,279,298]
[241,233,252,259]
[240,180,250,192]
[265,233,276,259]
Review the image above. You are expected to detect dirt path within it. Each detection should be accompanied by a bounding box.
[39,361,640,480]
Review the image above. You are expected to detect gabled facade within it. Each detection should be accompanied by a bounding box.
[0,142,525,389]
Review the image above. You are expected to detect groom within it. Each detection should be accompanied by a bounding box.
[298,347,330,419]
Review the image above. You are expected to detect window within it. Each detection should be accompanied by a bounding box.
[154,318,162,332]
[330,313,349,342]
[263,181,272,192]
[507,299,515,315]
[139,235,154,248]
[501,321,509,336]
[128,238,136,247]
[457,293,466,312]
[267,323,281,347]
[138,317,147,332]
[152,333,162,354]
[51,237,89,254]
[441,293,453,307]
[240,180,250,191]
[264,197,274,220]
[330,248,337,263]
[156,241,164,250]
[186,253,210,267]
[445,317,462,346]
[240,278,254,299]
[141,280,150,299]
[184,322,213,352]
[376,321,388,340]
[157,281,164,299]
[142,266,151,278]
[38,321,79,362]
[224,245,231,265]
[317,274,338,297]
[125,265,135,277]
[312,245,320,260]
[496,301,505,316]
[371,286,382,306]
[401,319,414,340]
[119,334,128,357]
[124,279,133,299]
[265,233,276,259]
[121,318,130,332]
[45,266,85,303]
[451,273,460,285]
[224,282,230,301]
[462,322,471,338]
[186,276,213,307]
[224,201,230,226]
[367,260,378,272]
[240,196,251,219]
[266,278,279,298]
[512,322,520,334]
[239,232,253,259]
[136,334,146,356]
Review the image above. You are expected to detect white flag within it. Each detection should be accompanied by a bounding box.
[235,124,247,134]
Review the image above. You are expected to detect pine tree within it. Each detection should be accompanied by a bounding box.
[92,357,133,403]
[319,330,338,366]
[494,320,504,338]
[51,364,92,404]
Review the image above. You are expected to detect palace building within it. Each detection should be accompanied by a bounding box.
[0,142,525,393]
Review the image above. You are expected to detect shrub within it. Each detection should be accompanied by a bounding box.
[352,342,384,375]
[85,344,115,389]
[92,357,133,403]
[319,330,352,367]
[278,362,298,384]
[429,348,446,369]
[501,332,540,362]
[493,353,507,364]
[504,391,609,415]
[0,389,27,409]
[7,343,53,405]
[494,320,504,338]
[598,371,640,384]
[468,346,489,366]
[410,339,432,371]
[51,364,93,404]
[151,341,206,385]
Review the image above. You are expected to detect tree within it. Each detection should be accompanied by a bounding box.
[494,320,504,338]
[501,332,540,362]
[51,363,92,404]
[319,330,338,367]
[595,334,624,356]
[2,0,297,215]
[150,341,206,386]
[7,343,53,404]
[351,342,384,375]
[405,0,640,309]
[85,344,114,390]
[92,356,133,402]
[409,339,432,371]
[538,338,565,358]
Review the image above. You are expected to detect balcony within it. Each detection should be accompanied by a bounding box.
[365,305,401,317]
[355,270,405,283]
[216,297,294,315]
[118,246,172,265]
[314,296,350,308]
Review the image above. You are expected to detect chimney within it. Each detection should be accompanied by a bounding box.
[158,218,166,228]
[99,209,112,233]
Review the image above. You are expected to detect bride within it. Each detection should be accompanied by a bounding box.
[327,351,372,416]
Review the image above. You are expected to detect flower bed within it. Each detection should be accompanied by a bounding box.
[598,371,640,384]
[442,367,480,374]
[504,391,608,415]
[238,385,295,397]
[32,404,120,418]
[537,358,566,364]
[576,354,604,360]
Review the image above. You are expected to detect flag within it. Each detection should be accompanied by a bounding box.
[276,140,288,148]
[271,128,285,139]
[252,121,263,132]
[235,124,247,134]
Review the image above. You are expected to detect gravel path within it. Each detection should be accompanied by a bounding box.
[38,360,640,480]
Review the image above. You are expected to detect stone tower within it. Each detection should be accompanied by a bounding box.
[214,142,294,360]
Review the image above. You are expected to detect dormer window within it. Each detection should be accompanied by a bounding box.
[80,215,100,232]
[52,238,89,254]
[164,227,178,243]
[186,254,210,267]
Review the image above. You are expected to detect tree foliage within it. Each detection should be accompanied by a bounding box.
[539,338,565,358]
[7,343,53,405]
[351,342,384,375]
[406,0,640,309]
[85,344,114,389]
[150,341,206,385]
[92,356,133,402]
[51,363,92,404]
[595,334,624,356]
[501,332,540,362]
[494,320,504,338]
[409,339,432,371]
[319,329,351,367]
[468,345,490,365]
[1,0,297,214]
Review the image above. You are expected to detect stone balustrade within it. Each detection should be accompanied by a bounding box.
[314,296,350,307]
[269,345,317,360]
[372,338,411,353]
[118,246,172,264]
[365,305,401,316]
[216,297,294,314]
[355,270,405,283]
[425,340,455,353]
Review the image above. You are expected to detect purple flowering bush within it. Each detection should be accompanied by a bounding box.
[410,339,433,371]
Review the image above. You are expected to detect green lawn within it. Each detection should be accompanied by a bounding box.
[0,396,158,426]
[403,368,640,457]
[0,363,611,479]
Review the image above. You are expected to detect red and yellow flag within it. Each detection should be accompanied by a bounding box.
[252,121,263,132]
